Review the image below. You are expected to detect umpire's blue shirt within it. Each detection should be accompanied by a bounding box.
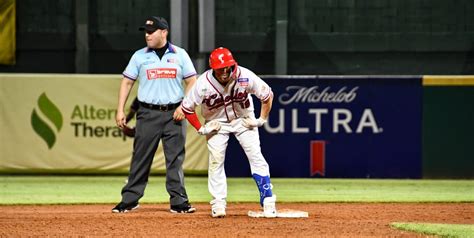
[123,43,197,105]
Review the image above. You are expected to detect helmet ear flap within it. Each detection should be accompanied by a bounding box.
[230,63,238,79]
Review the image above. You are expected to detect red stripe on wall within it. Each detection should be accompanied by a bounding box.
[310,141,325,176]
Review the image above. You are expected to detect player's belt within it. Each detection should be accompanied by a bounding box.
[139,101,181,111]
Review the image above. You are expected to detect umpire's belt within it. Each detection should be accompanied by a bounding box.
[139,101,181,111]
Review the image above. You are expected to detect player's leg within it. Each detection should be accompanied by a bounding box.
[114,107,162,212]
[235,122,277,217]
[162,112,195,213]
[235,127,274,203]
[207,129,230,217]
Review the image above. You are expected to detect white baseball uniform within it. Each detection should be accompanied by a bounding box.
[181,66,273,206]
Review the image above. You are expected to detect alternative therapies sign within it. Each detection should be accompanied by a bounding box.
[0,74,208,173]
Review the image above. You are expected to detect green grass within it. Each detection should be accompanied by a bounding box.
[391,223,474,238]
[0,176,473,204]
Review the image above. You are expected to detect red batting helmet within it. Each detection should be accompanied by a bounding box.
[209,47,237,69]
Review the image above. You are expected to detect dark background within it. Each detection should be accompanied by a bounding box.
[1,0,473,75]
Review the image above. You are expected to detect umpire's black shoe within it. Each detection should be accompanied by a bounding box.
[112,201,139,213]
[170,202,196,214]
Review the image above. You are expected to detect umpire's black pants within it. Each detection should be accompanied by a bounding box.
[121,106,189,206]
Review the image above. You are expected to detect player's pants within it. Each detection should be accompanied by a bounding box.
[121,106,189,206]
[207,118,270,206]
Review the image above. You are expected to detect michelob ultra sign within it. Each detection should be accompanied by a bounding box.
[225,76,422,178]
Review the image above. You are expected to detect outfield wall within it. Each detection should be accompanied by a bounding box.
[0,74,472,178]
[0,74,208,175]
[422,76,474,179]
[227,76,423,178]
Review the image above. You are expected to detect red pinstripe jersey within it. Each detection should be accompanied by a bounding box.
[182,66,272,122]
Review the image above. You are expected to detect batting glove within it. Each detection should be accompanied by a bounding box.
[242,117,267,128]
[198,120,221,135]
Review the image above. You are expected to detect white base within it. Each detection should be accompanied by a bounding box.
[248,209,309,218]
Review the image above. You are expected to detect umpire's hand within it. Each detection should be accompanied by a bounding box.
[116,110,126,128]
[173,107,186,121]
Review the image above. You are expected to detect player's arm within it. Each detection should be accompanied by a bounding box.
[183,111,220,136]
[259,92,273,120]
[242,92,273,128]
[181,78,220,135]
[180,76,200,129]
[116,77,135,128]
[174,75,197,121]
[183,110,202,130]
[242,73,273,128]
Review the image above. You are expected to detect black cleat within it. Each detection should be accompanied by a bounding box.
[170,202,196,214]
[112,201,139,213]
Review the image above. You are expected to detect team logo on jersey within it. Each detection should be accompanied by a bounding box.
[237,78,249,86]
[147,68,177,79]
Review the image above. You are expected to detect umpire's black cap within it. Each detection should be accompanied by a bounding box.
[139,16,169,32]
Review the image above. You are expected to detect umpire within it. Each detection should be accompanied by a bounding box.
[113,16,197,213]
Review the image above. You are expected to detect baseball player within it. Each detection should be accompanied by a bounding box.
[181,47,277,218]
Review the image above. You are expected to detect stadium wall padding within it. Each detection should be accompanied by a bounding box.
[0,74,209,174]
[422,76,474,178]
[225,76,423,178]
[0,74,472,178]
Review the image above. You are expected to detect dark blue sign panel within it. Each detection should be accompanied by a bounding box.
[225,76,422,178]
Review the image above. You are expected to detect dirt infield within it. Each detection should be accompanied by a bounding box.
[1,203,472,237]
